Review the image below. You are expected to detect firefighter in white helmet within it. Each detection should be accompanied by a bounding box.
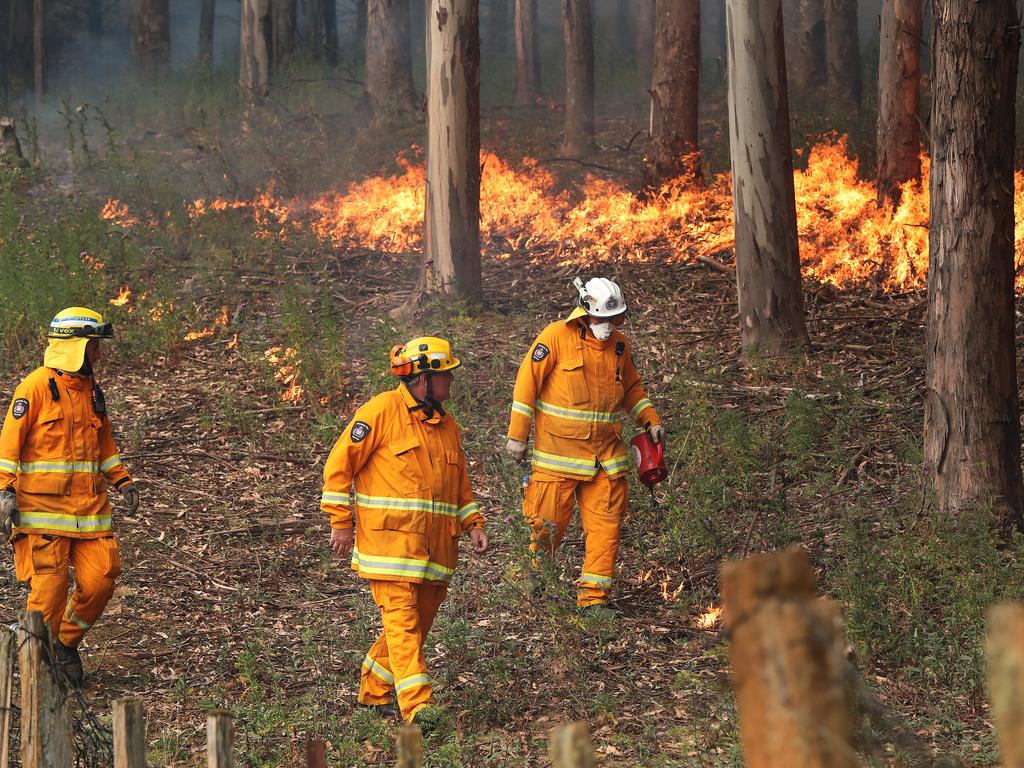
[506,278,664,615]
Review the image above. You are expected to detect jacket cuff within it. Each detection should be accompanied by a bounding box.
[114,477,133,490]
[325,506,353,529]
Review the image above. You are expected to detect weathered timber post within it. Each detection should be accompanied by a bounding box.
[305,738,326,768]
[396,725,423,767]
[207,710,233,768]
[549,723,595,768]
[721,547,857,768]
[0,626,15,768]
[18,611,72,768]
[113,698,146,768]
[987,603,1024,767]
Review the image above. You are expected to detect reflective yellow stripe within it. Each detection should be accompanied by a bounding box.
[19,460,99,474]
[512,401,534,418]
[536,400,619,423]
[65,605,91,630]
[0,458,17,473]
[600,455,631,475]
[580,572,613,587]
[395,673,431,693]
[321,491,350,505]
[630,398,654,421]
[354,493,459,518]
[18,510,112,532]
[532,449,598,477]
[352,546,454,581]
[363,655,395,684]
[457,501,480,522]
[99,455,122,473]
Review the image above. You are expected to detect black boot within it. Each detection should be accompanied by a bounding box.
[54,641,84,687]
[358,702,400,719]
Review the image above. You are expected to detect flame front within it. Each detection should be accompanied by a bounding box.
[695,606,722,629]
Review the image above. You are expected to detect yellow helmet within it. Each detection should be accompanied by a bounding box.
[43,307,113,372]
[389,336,461,377]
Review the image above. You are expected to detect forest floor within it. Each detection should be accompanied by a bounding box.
[0,67,1020,766]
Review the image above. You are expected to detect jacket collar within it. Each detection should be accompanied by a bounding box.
[397,383,443,424]
[49,368,90,391]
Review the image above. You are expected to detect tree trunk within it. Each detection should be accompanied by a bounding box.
[635,0,655,88]
[240,0,272,96]
[825,0,860,104]
[513,0,541,104]
[32,0,42,104]
[424,0,482,301]
[199,0,216,67]
[875,0,921,207]
[645,0,700,187]
[561,0,595,158]
[8,0,34,96]
[924,0,1023,526]
[307,0,325,58]
[366,0,417,121]
[785,0,824,90]
[324,0,339,64]
[130,0,171,77]
[355,0,368,65]
[272,0,296,65]
[726,0,809,357]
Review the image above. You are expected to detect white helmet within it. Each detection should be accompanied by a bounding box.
[574,277,626,318]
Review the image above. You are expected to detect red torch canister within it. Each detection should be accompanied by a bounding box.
[630,431,667,487]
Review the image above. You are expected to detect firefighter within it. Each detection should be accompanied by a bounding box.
[321,336,488,730]
[506,277,663,615]
[0,307,139,686]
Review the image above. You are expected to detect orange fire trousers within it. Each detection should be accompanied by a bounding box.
[12,534,121,647]
[523,470,627,607]
[358,580,448,723]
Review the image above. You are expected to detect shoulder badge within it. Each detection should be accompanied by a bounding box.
[11,398,28,420]
[350,420,372,443]
[532,343,550,363]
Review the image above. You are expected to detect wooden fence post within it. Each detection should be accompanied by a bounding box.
[549,723,595,768]
[113,697,146,768]
[987,603,1024,767]
[18,611,72,768]
[304,738,326,768]
[721,546,858,768]
[0,625,15,768]
[207,710,233,768]
[395,725,422,768]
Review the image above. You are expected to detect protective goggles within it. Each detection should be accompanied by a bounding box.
[48,320,114,339]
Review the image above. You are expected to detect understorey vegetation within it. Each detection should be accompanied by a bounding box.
[0,68,1020,767]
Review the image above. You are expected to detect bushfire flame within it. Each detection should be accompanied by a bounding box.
[184,306,230,341]
[101,137,1024,297]
[264,345,304,403]
[695,606,722,629]
[109,286,132,306]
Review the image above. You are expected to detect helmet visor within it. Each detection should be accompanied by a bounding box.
[48,320,114,339]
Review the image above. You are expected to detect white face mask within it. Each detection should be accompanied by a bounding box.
[589,320,613,341]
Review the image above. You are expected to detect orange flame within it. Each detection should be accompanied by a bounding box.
[264,345,304,403]
[100,198,138,228]
[694,606,722,629]
[184,306,230,341]
[109,286,132,307]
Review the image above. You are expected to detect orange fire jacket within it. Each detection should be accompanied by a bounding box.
[321,384,484,584]
[508,310,661,480]
[0,367,132,538]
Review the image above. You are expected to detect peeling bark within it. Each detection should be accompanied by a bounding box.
[424,0,482,302]
[561,0,595,158]
[240,0,272,97]
[130,0,171,77]
[726,0,809,358]
[876,0,921,207]
[924,0,1023,526]
[645,0,701,187]
[513,0,541,104]
[366,0,417,121]
[784,0,824,90]
[635,0,655,87]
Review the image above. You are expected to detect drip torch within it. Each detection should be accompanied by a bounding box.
[630,429,667,512]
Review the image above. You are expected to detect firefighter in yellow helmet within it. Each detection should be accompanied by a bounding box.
[0,307,139,685]
[506,278,663,616]
[321,336,488,730]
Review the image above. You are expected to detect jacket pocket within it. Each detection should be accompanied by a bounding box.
[561,358,590,404]
[19,473,72,496]
[368,487,429,534]
[14,534,63,580]
[99,537,121,579]
[545,417,592,440]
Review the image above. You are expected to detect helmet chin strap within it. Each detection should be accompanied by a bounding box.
[406,373,446,419]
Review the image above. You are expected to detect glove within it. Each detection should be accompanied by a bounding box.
[648,424,666,445]
[0,490,17,541]
[505,438,528,463]
[120,483,140,515]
